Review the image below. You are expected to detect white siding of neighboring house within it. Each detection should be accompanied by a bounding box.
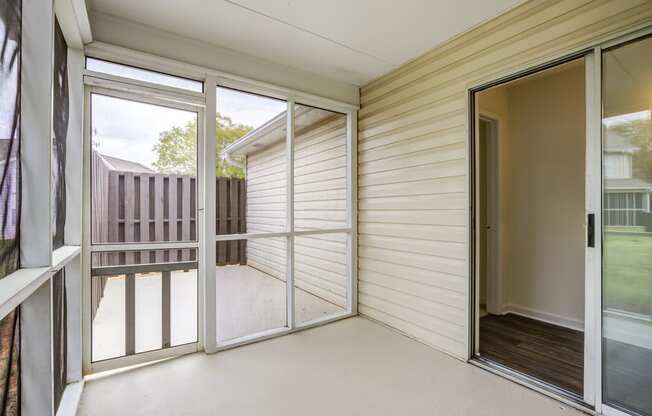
[357,0,652,359]
[604,152,632,179]
[246,114,348,307]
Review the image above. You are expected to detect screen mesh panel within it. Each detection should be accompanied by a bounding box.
[0,309,20,416]
[52,18,68,250]
[0,0,21,279]
[52,270,67,412]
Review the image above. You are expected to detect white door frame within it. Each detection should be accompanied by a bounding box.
[583,48,602,409]
[82,80,205,374]
[469,52,599,411]
[478,114,501,316]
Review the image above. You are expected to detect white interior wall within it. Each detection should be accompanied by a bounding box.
[478,62,586,329]
[88,12,360,106]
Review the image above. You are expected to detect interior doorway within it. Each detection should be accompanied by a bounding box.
[472,57,588,400]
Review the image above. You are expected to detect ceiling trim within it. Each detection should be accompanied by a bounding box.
[55,0,92,48]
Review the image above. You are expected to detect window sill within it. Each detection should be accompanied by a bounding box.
[56,380,85,416]
[0,266,51,320]
[52,245,81,271]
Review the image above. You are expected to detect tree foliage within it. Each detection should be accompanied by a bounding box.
[153,113,251,178]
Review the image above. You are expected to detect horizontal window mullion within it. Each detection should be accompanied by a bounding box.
[90,241,198,252]
[213,228,352,242]
[293,228,351,237]
[0,267,51,321]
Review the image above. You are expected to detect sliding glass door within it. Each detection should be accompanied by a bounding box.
[602,35,652,416]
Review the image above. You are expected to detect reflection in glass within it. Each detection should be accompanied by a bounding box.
[90,94,198,245]
[602,35,652,416]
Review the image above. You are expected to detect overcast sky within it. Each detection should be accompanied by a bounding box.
[91,87,286,170]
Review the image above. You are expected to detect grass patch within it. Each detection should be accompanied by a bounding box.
[604,232,652,314]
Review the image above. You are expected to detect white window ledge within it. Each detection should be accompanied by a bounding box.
[0,266,50,320]
[52,245,81,271]
[56,380,85,416]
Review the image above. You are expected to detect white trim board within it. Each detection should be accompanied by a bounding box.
[84,41,360,112]
[55,380,84,416]
[501,304,584,333]
[0,267,51,321]
[52,246,81,272]
[54,0,92,49]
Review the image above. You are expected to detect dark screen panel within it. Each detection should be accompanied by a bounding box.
[52,270,67,412]
[52,18,68,250]
[0,0,21,279]
[0,309,20,416]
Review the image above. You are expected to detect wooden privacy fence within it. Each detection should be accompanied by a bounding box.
[90,151,247,317]
[92,151,247,266]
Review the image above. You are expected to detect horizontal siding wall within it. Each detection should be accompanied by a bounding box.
[247,115,348,307]
[358,0,652,359]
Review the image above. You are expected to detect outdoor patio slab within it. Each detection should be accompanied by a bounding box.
[92,265,343,361]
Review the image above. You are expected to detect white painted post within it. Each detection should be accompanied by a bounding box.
[65,254,82,383]
[21,281,54,416]
[346,111,358,315]
[20,0,55,414]
[202,77,217,352]
[81,86,92,374]
[64,47,84,384]
[65,48,84,247]
[21,0,54,267]
[286,101,295,329]
[584,49,603,410]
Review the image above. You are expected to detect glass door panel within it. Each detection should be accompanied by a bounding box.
[602,35,652,416]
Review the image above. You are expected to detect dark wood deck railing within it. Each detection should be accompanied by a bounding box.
[91,261,198,353]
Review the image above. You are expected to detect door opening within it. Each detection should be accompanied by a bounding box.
[472,57,588,402]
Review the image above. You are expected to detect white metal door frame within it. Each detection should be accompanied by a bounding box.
[584,47,602,409]
[209,83,359,351]
[82,80,206,374]
[468,24,652,416]
[597,25,652,416]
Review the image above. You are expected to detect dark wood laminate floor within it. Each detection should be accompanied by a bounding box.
[479,313,583,395]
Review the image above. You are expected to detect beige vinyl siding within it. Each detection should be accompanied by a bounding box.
[247,115,348,307]
[358,0,652,359]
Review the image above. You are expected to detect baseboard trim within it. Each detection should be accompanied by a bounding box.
[501,304,584,332]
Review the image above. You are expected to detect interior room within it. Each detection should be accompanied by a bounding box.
[475,59,586,396]
[1,1,652,416]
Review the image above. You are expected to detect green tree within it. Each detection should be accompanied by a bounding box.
[152,113,252,177]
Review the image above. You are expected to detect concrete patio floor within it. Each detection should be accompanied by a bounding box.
[92,265,344,361]
[79,317,584,416]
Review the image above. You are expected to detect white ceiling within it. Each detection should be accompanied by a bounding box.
[87,0,525,86]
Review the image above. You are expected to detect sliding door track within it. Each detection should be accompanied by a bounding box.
[470,357,593,414]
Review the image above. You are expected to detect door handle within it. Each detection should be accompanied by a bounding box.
[587,213,595,248]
